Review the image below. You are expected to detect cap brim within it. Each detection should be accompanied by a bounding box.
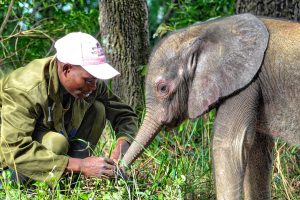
[82,63,120,80]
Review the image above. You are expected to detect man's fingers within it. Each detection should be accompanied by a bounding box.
[102,163,115,171]
[101,168,116,177]
[98,157,115,165]
[104,157,115,165]
[81,157,118,178]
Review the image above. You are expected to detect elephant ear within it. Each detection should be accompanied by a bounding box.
[187,14,269,119]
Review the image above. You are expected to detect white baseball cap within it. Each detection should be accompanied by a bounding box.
[54,32,120,80]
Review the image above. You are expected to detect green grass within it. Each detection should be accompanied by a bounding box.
[0,112,299,199]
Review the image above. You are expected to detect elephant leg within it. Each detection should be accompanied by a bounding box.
[243,133,274,200]
[213,82,260,200]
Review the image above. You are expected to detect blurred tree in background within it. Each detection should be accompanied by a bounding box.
[236,0,300,20]
[99,0,149,112]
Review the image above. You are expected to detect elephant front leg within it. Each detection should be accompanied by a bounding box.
[212,82,260,200]
[243,133,274,200]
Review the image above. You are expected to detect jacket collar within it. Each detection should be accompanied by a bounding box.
[47,56,60,102]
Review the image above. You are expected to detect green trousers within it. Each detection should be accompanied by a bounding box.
[36,101,106,158]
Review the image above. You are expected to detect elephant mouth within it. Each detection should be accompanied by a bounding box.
[160,95,188,129]
[163,115,186,129]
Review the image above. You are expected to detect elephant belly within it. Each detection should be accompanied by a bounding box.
[256,66,300,146]
[256,21,300,146]
[257,97,300,146]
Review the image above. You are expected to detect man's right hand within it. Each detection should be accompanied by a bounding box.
[66,157,116,178]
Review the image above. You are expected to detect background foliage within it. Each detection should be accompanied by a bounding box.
[0,0,299,199]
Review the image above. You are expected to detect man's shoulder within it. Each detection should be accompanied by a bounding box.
[2,57,53,92]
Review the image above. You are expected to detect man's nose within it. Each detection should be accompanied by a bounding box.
[87,80,97,91]
[90,81,97,91]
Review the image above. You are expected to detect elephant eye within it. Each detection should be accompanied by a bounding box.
[157,83,169,95]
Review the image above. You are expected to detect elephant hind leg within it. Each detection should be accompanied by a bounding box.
[243,133,274,200]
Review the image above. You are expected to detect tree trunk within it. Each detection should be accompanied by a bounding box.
[236,0,300,21]
[98,0,149,112]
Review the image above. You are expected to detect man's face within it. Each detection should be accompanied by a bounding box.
[60,64,98,99]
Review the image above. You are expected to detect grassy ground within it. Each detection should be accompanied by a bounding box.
[0,111,299,199]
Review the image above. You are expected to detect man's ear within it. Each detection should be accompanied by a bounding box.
[62,64,72,76]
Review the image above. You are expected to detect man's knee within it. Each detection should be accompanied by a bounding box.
[40,131,69,155]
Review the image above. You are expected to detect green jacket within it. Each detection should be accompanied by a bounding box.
[0,57,138,185]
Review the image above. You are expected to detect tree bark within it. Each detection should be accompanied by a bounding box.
[98,0,149,112]
[236,0,300,21]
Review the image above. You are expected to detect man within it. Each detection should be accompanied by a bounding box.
[0,32,138,186]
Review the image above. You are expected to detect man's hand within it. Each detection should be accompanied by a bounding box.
[110,139,130,163]
[67,157,116,178]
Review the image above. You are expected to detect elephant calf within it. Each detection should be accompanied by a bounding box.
[122,13,300,200]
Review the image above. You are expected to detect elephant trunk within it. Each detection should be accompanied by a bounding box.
[122,114,162,167]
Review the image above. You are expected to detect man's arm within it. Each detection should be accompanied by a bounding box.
[97,82,139,162]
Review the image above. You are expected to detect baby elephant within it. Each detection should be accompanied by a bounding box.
[122,13,300,199]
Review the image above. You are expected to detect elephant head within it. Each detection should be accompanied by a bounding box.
[122,14,269,167]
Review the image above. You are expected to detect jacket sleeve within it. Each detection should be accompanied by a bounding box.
[0,87,68,186]
[96,82,139,143]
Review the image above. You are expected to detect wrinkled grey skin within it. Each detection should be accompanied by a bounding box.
[122,14,300,199]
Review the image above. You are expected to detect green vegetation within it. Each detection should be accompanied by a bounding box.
[0,0,299,199]
[1,113,299,199]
